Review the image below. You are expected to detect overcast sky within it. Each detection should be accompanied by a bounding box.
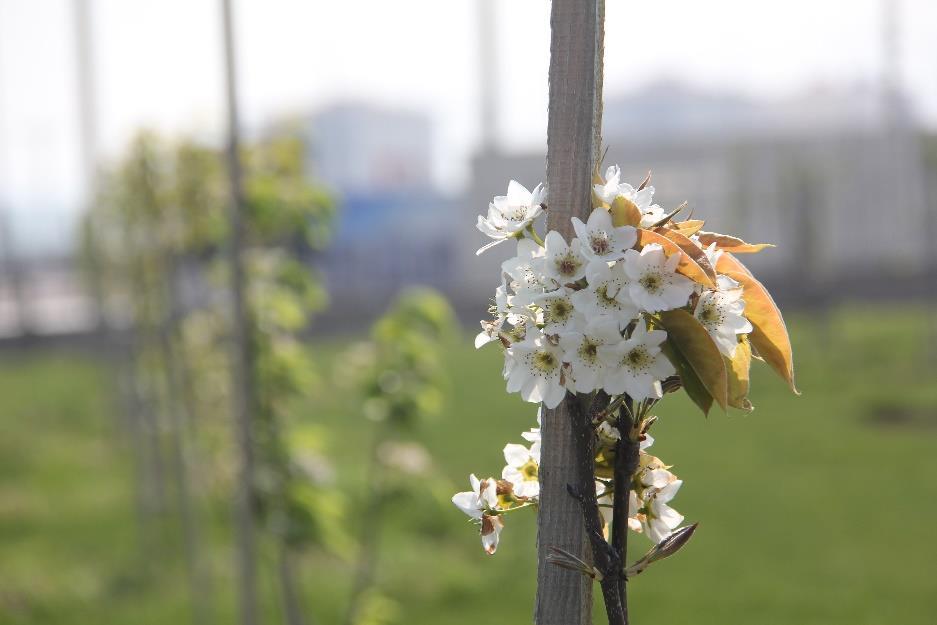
[1,0,936,218]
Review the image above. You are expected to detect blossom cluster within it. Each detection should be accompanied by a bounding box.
[452,412,685,554]
[455,166,795,562]
[475,168,752,410]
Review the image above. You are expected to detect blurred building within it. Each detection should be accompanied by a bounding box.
[304,103,433,194]
[459,81,935,317]
[301,103,454,325]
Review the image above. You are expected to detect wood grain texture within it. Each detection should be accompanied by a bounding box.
[534,1,604,623]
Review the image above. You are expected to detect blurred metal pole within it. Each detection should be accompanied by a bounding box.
[881,0,901,127]
[74,0,107,332]
[220,2,259,624]
[0,39,32,339]
[477,0,498,154]
[75,0,98,186]
[0,210,31,337]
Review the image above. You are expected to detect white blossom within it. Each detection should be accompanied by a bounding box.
[593,165,664,228]
[452,474,504,554]
[534,288,584,335]
[475,275,534,349]
[623,244,695,313]
[694,275,753,357]
[502,239,552,306]
[598,322,675,400]
[451,474,498,520]
[476,180,546,255]
[501,443,541,498]
[641,480,685,543]
[571,259,638,322]
[558,316,622,394]
[571,207,637,261]
[504,335,567,408]
[536,231,588,285]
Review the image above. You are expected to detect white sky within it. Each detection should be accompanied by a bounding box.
[0,0,936,220]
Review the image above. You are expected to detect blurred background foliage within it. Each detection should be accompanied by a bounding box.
[3,2,937,624]
[2,307,937,625]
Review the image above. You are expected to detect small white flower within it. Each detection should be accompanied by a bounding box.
[451,474,498,520]
[537,231,588,284]
[452,475,505,554]
[475,275,534,349]
[534,288,584,335]
[641,480,684,544]
[640,467,676,490]
[571,260,638,321]
[501,443,541,498]
[558,316,622,393]
[504,335,568,409]
[593,165,663,227]
[623,244,695,313]
[496,280,537,328]
[476,180,546,254]
[598,322,675,400]
[694,275,753,357]
[502,239,553,306]
[571,208,637,261]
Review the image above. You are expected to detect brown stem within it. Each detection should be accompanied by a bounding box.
[568,393,626,625]
[611,397,640,622]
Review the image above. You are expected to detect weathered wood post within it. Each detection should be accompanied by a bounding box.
[535,1,605,624]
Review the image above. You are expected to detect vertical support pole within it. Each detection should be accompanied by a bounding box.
[477,0,498,154]
[220,2,259,624]
[534,1,604,624]
[74,0,107,333]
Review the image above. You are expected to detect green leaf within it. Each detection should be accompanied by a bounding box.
[661,340,713,416]
[659,309,728,411]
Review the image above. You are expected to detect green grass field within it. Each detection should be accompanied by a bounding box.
[2,306,937,624]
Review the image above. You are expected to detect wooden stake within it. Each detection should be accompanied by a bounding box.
[535,1,605,623]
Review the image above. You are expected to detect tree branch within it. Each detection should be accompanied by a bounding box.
[567,393,626,625]
[611,397,640,620]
